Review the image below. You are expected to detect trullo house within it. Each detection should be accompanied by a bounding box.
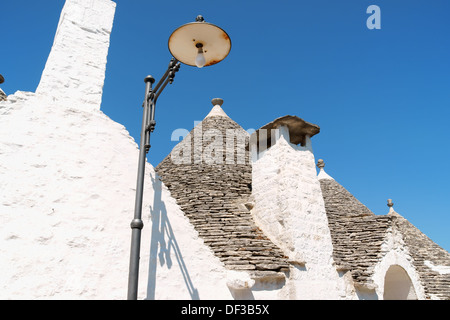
[1,0,449,300]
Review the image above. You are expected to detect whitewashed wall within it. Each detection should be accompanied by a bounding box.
[0,0,237,300]
[4,0,429,301]
[0,92,240,299]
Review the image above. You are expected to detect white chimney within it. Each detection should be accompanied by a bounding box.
[250,115,344,299]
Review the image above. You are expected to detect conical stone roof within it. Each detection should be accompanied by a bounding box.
[318,161,392,287]
[319,173,390,287]
[156,101,289,279]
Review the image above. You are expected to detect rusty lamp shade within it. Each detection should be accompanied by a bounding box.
[168,16,231,68]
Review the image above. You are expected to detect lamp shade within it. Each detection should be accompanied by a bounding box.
[168,16,231,67]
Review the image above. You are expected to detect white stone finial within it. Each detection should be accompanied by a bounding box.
[317,159,334,180]
[205,98,229,118]
[387,199,395,214]
[317,159,325,169]
[211,98,224,107]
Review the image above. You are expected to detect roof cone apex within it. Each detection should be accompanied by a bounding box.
[318,168,334,180]
[205,98,229,119]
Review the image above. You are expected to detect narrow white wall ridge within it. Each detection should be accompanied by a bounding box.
[58,0,116,32]
[35,0,116,112]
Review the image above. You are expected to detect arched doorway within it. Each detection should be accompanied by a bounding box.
[383,265,417,300]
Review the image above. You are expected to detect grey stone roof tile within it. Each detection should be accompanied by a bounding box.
[320,178,392,287]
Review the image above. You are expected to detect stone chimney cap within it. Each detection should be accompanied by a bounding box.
[254,115,320,147]
[211,98,224,106]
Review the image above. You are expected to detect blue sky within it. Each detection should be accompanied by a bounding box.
[1,0,449,252]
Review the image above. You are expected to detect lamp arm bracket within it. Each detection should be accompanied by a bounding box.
[150,58,181,103]
[145,120,156,133]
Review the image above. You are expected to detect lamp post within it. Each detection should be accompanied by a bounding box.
[127,15,231,300]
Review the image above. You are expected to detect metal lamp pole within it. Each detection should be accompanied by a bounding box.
[126,15,231,300]
[127,59,180,300]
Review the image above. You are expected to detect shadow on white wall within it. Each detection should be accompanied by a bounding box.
[146,175,199,300]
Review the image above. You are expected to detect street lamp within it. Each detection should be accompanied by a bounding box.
[127,15,231,300]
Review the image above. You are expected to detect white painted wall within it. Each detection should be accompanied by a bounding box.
[0,0,236,300]
[0,91,139,299]
[0,90,239,300]
[251,127,353,299]
[144,170,235,300]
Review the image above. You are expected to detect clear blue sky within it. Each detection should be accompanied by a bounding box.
[1,0,449,252]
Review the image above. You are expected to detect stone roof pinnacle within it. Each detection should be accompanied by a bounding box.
[317,159,334,180]
[387,199,396,215]
[205,98,229,119]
